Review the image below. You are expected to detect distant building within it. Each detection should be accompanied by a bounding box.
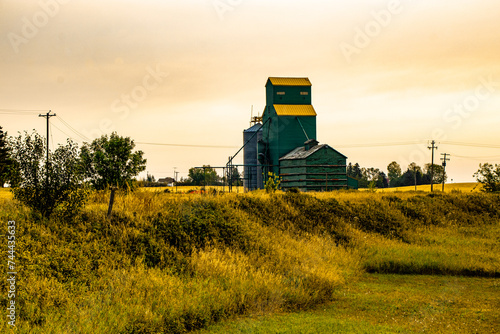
[158,177,175,186]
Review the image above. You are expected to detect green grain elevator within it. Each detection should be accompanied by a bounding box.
[258,77,317,176]
[250,77,357,191]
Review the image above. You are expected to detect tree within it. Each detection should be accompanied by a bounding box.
[10,131,86,218]
[146,173,155,183]
[408,162,422,175]
[347,162,363,179]
[359,167,380,188]
[376,171,389,188]
[0,126,13,187]
[226,166,241,186]
[473,163,500,192]
[188,165,219,186]
[265,172,280,193]
[423,163,446,184]
[80,132,146,190]
[387,161,401,187]
[393,162,424,187]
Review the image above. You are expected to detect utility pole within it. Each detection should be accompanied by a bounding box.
[441,153,450,192]
[38,110,57,163]
[413,165,417,191]
[428,140,438,192]
[173,167,178,193]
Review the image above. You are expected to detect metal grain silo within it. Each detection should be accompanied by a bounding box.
[243,123,263,190]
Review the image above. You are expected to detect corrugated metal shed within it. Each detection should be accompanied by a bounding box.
[279,142,349,191]
[274,104,317,116]
[267,77,312,86]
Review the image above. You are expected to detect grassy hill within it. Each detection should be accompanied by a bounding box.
[0,188,499,333]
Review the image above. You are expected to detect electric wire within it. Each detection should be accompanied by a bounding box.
[135,142,239,149]
[336,140,422,148]
[0,109,47,112]
[441,141,500,149]
[0,112,40,116]
[51,122,76,141]
[50,123,55,151]
[56,116,91,142]
[451,154,500,160]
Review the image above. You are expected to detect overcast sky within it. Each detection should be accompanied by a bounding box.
[1,0,499,182]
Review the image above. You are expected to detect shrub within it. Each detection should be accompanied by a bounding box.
[474,163,500,192]
[9,131,87,219]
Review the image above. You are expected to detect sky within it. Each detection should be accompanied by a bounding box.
[1,0,500,183]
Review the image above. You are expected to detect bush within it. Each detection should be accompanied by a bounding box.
[474,163,500,192]
[9,131,87,219]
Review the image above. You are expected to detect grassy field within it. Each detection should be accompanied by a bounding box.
[198,274,499,333]
[371,182,482,193]
[0,182,480,198]
[0,187,499,332]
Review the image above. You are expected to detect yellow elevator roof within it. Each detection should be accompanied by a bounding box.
[274,104,317,116]
[267,77,312,86]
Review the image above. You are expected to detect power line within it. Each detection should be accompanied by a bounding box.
[441,141,500,149]
[336,140,422,148]
[452,154,500,160]
[0,109,47,112]
[135,142,238,149]
[0,111,41,115]
[56,116,91,142]
[51,121,75,140]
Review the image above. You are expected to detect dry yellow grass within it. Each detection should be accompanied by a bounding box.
[366,182,482,193]
[0,187,12,199]
[139,185,246,193]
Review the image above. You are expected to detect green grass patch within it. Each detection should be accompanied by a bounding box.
[198,274,500,334]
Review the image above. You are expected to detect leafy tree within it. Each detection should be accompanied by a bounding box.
[376,171,389,188]
[473,163,500,192]
[348,163,386,188]
[188,165,219,186]
[408,162,422,175]
[265,172,280,193]
[357,167,380,188]
[347,162,363,179]
[0,126,13,187]
[387,161,401,187]
[393,163,424,187]
[146,173,155,183]
[423,163,446,184]
[10,131,86,218]
[399,168,423,187]
[226,166,241,186]
[80,132,146,190]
